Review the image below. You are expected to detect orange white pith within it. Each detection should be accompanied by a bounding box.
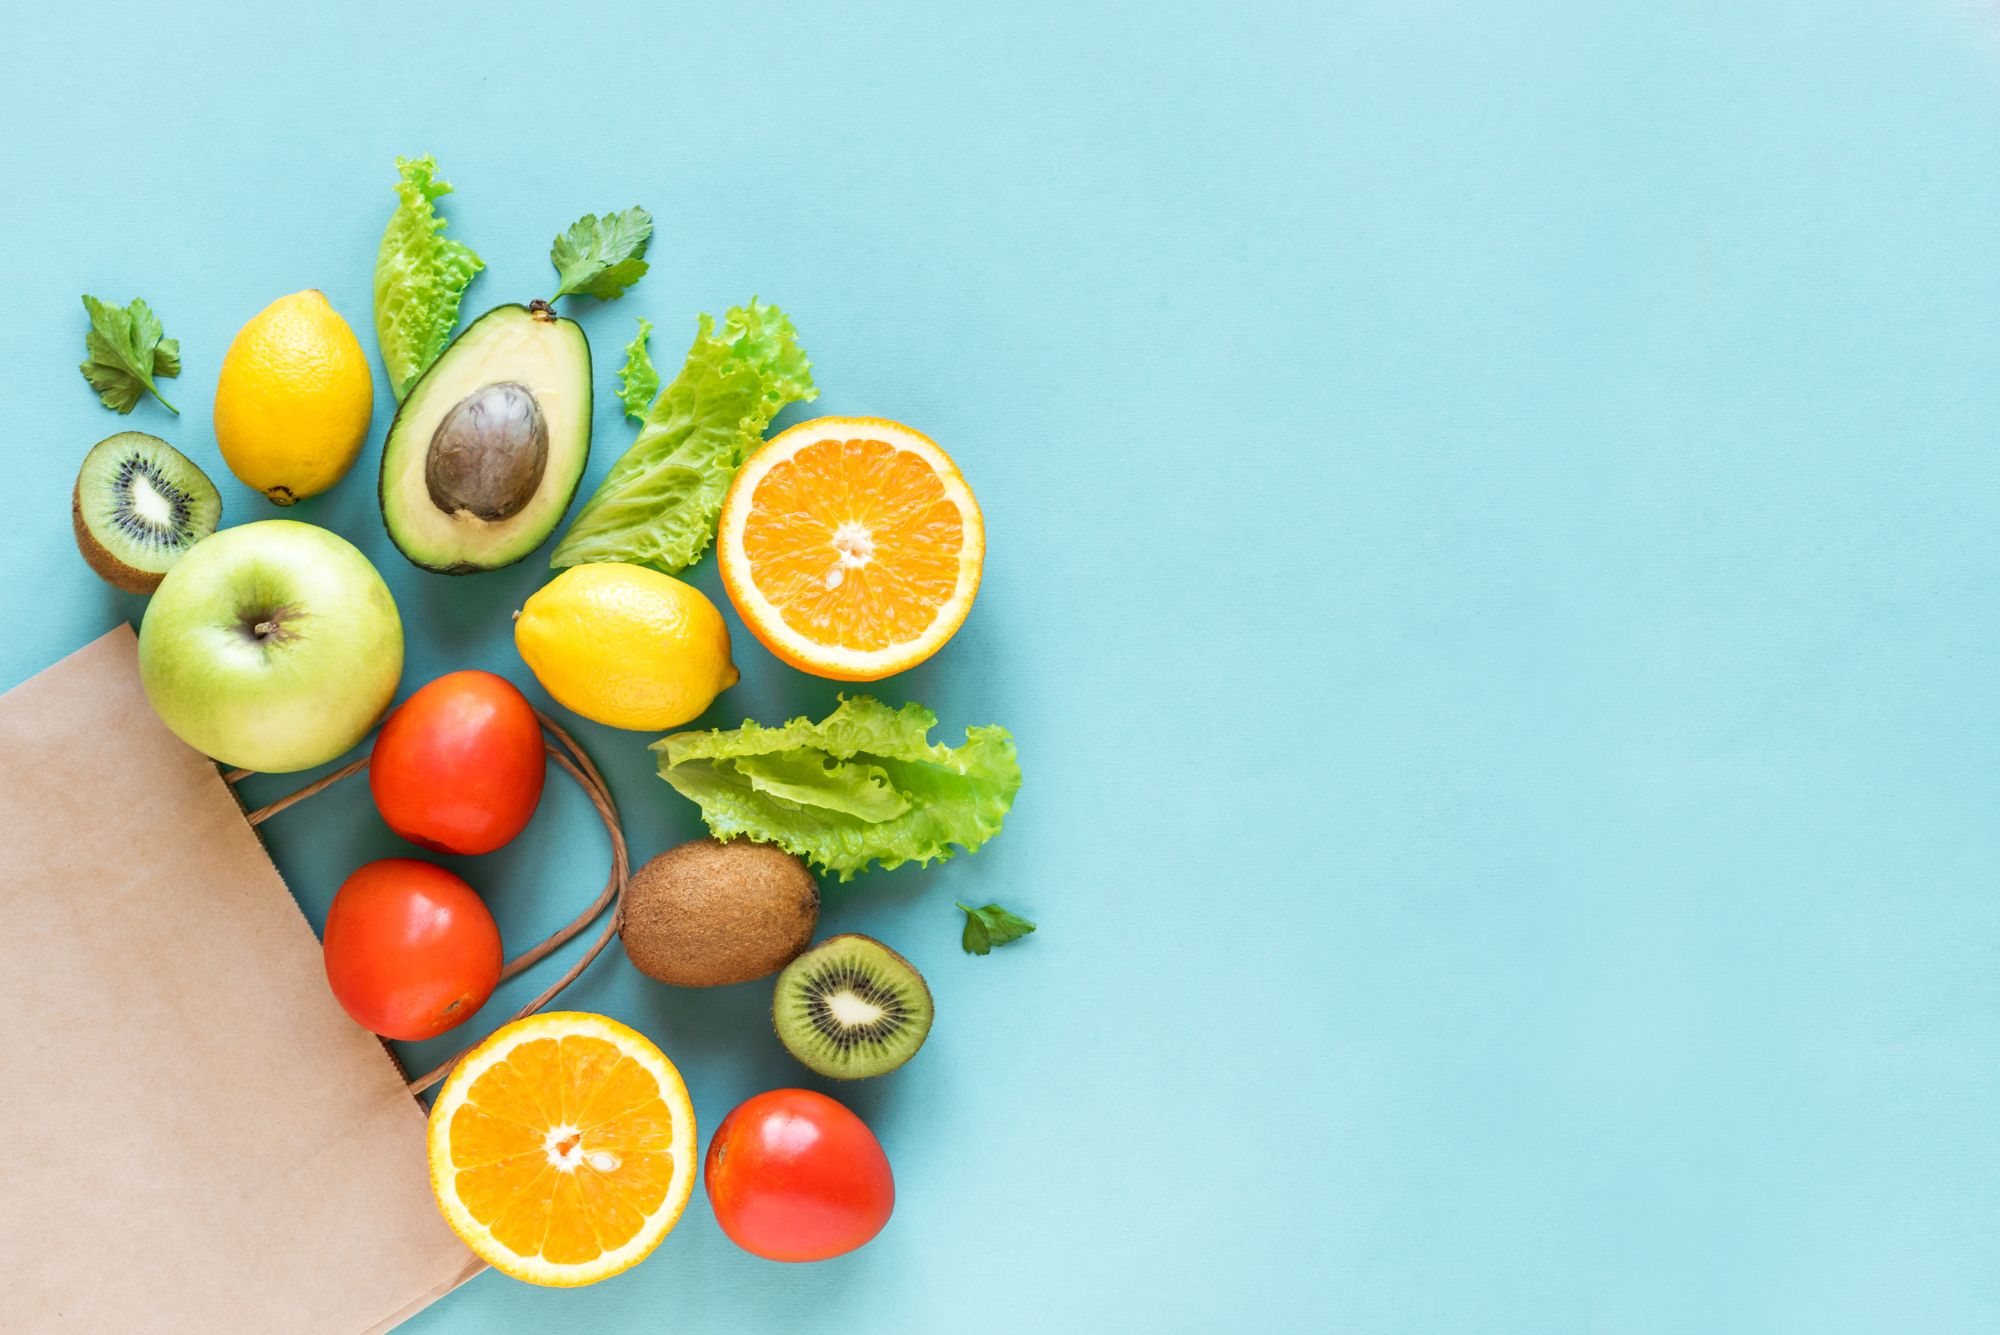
[426,1012,697,1287]
[718,417,985,682]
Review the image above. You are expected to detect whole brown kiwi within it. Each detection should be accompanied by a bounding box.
[619,839,819,987]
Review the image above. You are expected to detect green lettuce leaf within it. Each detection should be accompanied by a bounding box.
[373,155,484,399]
[549,299,816,572]
[654,696,1020,882]
[618,318,659,421]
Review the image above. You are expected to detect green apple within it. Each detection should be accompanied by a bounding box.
[139,520,404,773]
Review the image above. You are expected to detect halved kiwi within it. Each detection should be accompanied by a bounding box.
[72,432,221,593]
[773,934,934,1080]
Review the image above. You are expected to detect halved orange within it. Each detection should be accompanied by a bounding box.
[427,1012,697,1287]
[718,416,984,681]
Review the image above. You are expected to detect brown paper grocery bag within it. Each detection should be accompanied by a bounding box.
[0,627,483,1332]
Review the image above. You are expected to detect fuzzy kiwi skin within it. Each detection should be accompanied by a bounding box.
[72,481,162,594]
[619,839,819,987]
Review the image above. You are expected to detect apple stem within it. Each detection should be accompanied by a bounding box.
[254,621,278,638]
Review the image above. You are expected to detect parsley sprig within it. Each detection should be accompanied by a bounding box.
[550,207,653,302]
[958,902,1037,955]
[79,295,180,414]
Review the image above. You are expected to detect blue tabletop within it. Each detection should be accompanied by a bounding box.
[6,2,2000,1331]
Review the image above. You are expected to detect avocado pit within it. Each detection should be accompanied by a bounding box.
[425,381,550,522]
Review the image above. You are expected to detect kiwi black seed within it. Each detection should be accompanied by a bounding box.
[72,432,222,594]
[619,839,819,987]
[773,934,934,1080]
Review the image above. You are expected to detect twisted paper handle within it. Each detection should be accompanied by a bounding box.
[228,711,628,1096]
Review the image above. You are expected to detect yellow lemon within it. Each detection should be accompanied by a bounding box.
[214,290,373,505]
[516,563,739,730]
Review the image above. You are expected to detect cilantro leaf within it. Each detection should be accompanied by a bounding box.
[958,902,1037,955]
[551,207,653,301]
[79,295,180,414]
[618,318,659,421]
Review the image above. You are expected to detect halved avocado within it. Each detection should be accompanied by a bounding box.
[380,301,591,573]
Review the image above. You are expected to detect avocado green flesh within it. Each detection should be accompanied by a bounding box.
[379,304,591,573]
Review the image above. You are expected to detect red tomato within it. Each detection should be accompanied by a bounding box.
[370,670,545,855]
[323,858,502,1041]
[704,1089,894,1261]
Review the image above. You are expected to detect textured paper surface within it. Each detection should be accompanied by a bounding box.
[0,627,482,1332]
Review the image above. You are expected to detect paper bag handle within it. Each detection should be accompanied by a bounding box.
[226,711,630,1097]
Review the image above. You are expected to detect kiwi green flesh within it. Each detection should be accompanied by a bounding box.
[774,934,934,1080]
[73,432,221,592]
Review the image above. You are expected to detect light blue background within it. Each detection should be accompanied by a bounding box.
[5,2,1999,1331]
